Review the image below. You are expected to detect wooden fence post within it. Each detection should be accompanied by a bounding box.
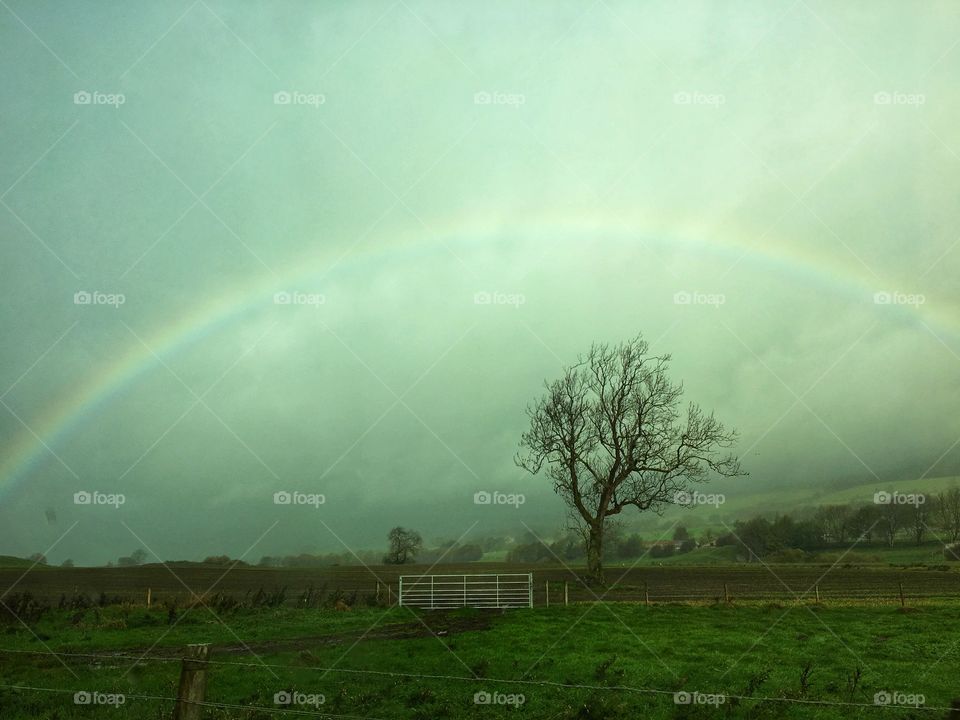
[172,643,210,720]
[644,584,650,606]
[898,582,905,608]
[724,583,729,603]
[564,582,569,606]
[545,582,549,607]
[815,585,820,603]
[146,588,152,609]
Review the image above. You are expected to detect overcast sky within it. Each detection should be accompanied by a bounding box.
[1,1,959,564]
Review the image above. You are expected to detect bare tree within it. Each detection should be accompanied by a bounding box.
[383,527,423,565]
[849,504,879,541]
[516,335,743,584]
[815,504,852,544]
[909,500,931,546]
[877,501,908,547]
[118,548,148,567]
[935,487,960,543]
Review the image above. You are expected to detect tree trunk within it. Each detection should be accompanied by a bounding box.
[586,524,605,586]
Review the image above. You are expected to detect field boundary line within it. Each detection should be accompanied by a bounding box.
[0,675,953,714]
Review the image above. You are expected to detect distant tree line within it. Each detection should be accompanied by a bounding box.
[44,488,959,569]
[719,487,960,561]
[505,525,699,563]
[255,532,512,568]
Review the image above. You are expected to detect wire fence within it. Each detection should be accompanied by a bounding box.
[0,648,954,720]
[7,563,960,608]
[1,648,957,716]
[4,569,960,717]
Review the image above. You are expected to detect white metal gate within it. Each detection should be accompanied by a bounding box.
[399,573,533,609]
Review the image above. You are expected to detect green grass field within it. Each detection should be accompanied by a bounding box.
[3,601,959,718]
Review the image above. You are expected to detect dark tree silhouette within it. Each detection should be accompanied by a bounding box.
[936,487,960,543]
[383,527,422,564]
[516,335,743,584]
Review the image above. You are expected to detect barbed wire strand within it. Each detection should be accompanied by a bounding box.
[0,651,952,713]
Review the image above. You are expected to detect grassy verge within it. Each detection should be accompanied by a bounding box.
[3,602,960,718]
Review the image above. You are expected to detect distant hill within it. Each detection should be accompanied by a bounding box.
[674,475,960,521]
[0,555,45,569]
[645,475,960,537]
[817,474,959,505]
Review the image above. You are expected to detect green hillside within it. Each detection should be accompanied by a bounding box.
[0,555,44,569]
[815,474,960,506]
[658,475,960,524]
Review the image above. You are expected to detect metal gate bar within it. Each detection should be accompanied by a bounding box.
[399,573,533,609]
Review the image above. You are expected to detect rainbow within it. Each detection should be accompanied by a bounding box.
[2,210,956,499]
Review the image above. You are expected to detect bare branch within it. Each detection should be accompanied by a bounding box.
[516,334,745,583]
